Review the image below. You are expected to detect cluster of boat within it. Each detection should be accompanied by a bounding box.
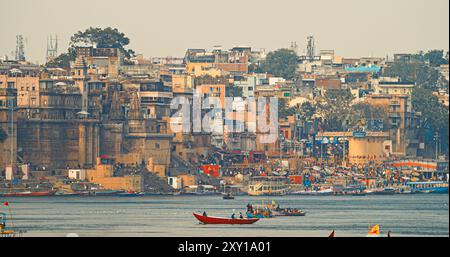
[193,212,392,237]
[194,200,306,225]
[0,190,147,197]
[291,182,449,196]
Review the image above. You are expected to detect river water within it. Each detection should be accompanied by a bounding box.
[2,194,448,237]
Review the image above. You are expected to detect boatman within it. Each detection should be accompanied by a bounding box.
[231,213,236,219]
[202,211,208,217]
[247,203,253,213]
[0,212,6,232]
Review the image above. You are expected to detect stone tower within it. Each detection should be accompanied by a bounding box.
[72,56,89,112]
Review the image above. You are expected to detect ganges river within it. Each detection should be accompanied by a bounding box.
[3,194,448,237]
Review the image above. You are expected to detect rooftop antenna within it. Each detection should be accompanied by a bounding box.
[15,35,26,61]
[307,36,315,61]
[46,35,58,62]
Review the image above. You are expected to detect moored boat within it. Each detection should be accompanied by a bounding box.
[272,209,306,217]
[193,213,259,225]
[407,181,449,194]
[350,191,367,196]
[268,201,306,217]
[0,190,56,197]
[80,190,124,196]
[373,188,396,195]
[54,192,81,197]
[222,193,235,200]
[117,191,145,197]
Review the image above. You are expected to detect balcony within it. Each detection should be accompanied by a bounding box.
[389,112,401,118]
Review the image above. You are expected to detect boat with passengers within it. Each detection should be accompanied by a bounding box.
[406,181,449,194]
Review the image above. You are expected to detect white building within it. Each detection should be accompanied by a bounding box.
[168,177,182,189]
[68,169,87,181]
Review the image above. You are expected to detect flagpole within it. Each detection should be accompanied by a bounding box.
[8,206,15,229]
[4,202,15,230]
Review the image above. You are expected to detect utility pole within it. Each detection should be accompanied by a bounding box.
[434,132,440,160]
[10,89,13,171]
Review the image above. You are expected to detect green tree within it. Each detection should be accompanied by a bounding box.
[348,103,388,131]
[384,52,449,157]
[278,98,297,119]
[423,50,447,67]
[299,102,316,121]
[45,51,76,69]
[383,61,440,91]
[260,49,299,80]
[319,89,354,131]
[70,27,134,57]
[409,50,447,66]
[46,27,134,68]
[412,87,449,155]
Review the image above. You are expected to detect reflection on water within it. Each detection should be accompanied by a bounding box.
[3,194,448,237]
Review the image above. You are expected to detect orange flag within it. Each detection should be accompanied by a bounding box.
[367,224,380,237]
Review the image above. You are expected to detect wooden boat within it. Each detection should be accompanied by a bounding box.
[273,209,306,217]
[407,181,449,194]
[351,191,367,196]
[193,213,259,225]
[222,193,235,200]
[0,190,56,197]
[373,188,396,195]
[80,190,124,196]
[55,192,81,196]
[245,205,273,219]
[117,192,145,197]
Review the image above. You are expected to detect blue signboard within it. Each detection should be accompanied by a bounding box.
[353,131,367,138]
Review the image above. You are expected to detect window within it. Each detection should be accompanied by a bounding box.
[155,143,160,149]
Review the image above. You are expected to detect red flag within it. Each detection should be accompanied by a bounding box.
[3,201,8,206]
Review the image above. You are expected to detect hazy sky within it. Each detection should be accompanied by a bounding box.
[0,0,448,64]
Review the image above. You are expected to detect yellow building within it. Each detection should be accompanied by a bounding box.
[0,75,40,107]
[86,158,143,192]
[318,131,390,165]
[187,63,225,77]
[172,74,194,94]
